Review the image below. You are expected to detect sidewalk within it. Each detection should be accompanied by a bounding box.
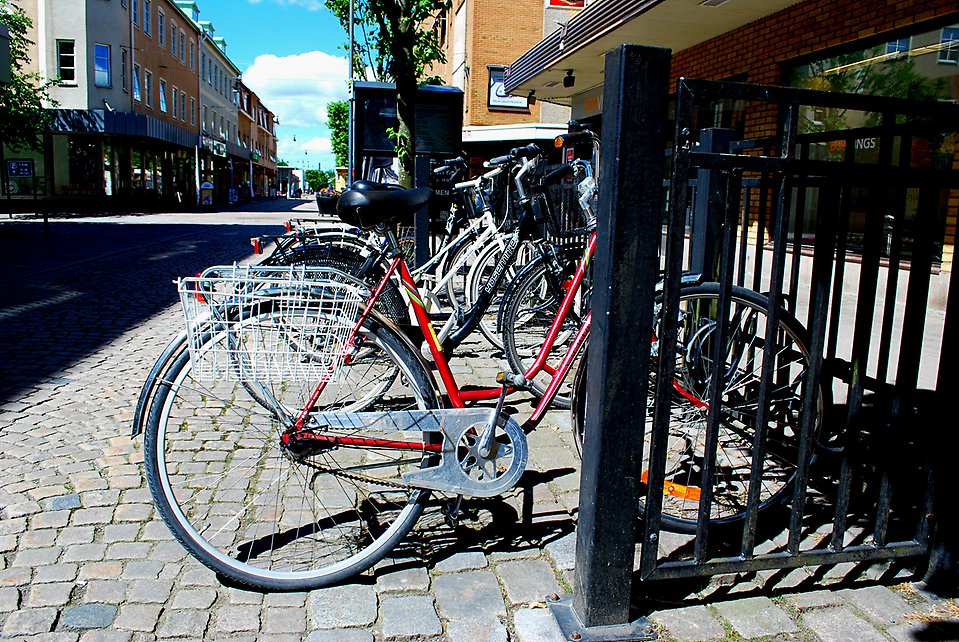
[0,204,954,641]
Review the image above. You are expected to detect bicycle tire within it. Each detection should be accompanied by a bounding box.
[465,238,537,351]
[501,253,585,409]
[571,283,822,533]
[143,314,441,591]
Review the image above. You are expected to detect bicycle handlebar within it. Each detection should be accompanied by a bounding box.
[554,130,595,148]
[433,156,467,175]
[487,143,542,167]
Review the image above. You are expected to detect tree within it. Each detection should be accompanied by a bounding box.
[328,100,349,168]
[305,169,336,191]
[0,0,57,152]
[325,0,449,186]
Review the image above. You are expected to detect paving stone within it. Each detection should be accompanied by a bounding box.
[78,631,133,642]
[433,551,488,573]
[512,607,566,642]
[126,579,174,603]
[71,508,115,526]
[82,580,128,604]
[0,586,19,611]
[801,606,888,642]
[261,606,308,634]
[102,524,141,543]
[445,617,509,642]
[649,604,726,641]
[713,596,799,638]
[62,543,107,563]
[0,566,35,586]
[497,559,561,605]
[263,592,307,607]
[13,546,62,567]
[155,609,210,638]
[841,584,916,625]
[375,565,431,592]
[114,604,163,632]
[381,595,442,638]
[78,562,123,581]
[434,571,506,620]
[887,619,958,642]
[785,588,845,610]
[212,605,260,633]
[57,526,96,546]
[43,494,82,511]
[544,533,576,571]
[32,510,72,529]
[28,581,75,607]
[1,606,58,635]
[308,584,378,629]
[59,604,118,630]
[120,560,163,580]
[304,631,373,642]
[171,587,218,610]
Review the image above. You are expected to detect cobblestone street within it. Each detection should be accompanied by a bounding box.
[0,199,955,641]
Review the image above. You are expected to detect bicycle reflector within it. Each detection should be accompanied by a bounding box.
[251,238,263,254]
[554,136,565,149]
[285,220,292,232]
[190,271,207,304]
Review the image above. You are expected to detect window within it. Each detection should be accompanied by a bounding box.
[201,53,206,79]
[159,79,167,112]
[170,22,177,58]
[189,41,195,70]
[56,40,76,83]
[144,70,153,107]
[886,37,910,55]
[190,97,196,125]
[179,31,185,63]
[939,27,959,64]
[132,0,138,26]
[202,105,208,130]
[143,1,151,35]
[172,87,179,118]
[133,64,141,101]
[158,11,165,47]
[121,49,128,92]
[94,44,111,87]
[180,93,186,121]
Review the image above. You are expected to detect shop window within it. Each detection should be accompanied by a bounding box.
[158,11,165,47]
[94,44,111,87]
[56,40,76,84]
[159,79,167,112]
[144,70,153,107]
[938,27,959,64]
[133,64,141,101]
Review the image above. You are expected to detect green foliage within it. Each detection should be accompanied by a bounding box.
[328,100,349,167]
[277,159,290,166]
[324,0,450,185]
[305,168,335,190]
[0,0,57,151]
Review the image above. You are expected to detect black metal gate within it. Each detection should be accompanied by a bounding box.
[561,44,959,639]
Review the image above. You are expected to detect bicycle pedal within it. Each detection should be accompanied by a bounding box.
[496,372,528,388]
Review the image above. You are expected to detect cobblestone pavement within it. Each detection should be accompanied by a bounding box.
[0,200,955,641]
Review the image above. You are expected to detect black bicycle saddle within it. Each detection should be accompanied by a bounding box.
[336,187,432,229]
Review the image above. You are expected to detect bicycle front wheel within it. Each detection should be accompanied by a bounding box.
[143,316,440,591]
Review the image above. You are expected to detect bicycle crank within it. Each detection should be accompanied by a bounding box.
[308,409,528,498]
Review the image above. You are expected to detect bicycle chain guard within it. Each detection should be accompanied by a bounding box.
[309,409,528,498]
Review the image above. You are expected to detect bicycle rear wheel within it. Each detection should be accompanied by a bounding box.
[143,316,440,591]
[571,283,822,533]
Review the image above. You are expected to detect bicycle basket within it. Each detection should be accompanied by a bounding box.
[177,264,368,383]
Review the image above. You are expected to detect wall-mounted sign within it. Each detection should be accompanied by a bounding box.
[548,0,585,7]
[488,66,529,111]
[6,159,34,177]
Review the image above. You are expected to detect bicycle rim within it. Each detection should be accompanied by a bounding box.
[143,318,440,591]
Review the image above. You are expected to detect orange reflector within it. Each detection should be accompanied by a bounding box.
[191,271,207,304]
[641,470,702,501]
[554,136,564,148]
[251,239,262,254]
[285,221,292,232]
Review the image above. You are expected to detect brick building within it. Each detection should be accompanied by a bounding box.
[2,0,277,211]
[428,0,589,160]
[506,0,959,269]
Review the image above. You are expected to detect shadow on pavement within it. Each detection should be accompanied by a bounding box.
[0,218,286,403]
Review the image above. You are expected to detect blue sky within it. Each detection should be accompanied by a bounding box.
[194,0,352,171]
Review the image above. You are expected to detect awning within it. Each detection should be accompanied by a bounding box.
[462,123,568,143]
[504,0,808,105]
[50,109,199,148]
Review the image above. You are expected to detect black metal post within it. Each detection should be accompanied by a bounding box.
[690,128,735,280]
[413,155,431,269]
[549,44,669,641]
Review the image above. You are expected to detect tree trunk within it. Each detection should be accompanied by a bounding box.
[383,0,417,187]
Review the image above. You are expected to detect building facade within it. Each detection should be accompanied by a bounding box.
[2,0,277,211]
[427,0,586,161]
[506,0,959,269]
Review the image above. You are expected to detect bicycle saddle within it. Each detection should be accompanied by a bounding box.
[336,187,432,229]
[347,179,406,192]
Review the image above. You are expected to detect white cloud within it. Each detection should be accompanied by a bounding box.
[243,51,349,128]
[277,135,334,169]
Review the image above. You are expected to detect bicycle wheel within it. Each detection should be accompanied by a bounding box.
[143,315,441,591]
[440,233,484,312]
[571,283,822,533]
[501,254,586,409]
[466,238,538,351]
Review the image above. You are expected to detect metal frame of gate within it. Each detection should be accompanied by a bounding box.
[557,44,959,640]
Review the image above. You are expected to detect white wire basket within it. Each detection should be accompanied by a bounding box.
[177,264,368,383]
